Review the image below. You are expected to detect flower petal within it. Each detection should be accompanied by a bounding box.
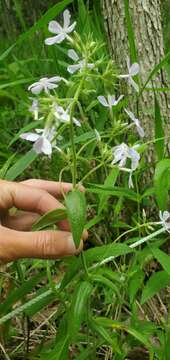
[49,76,63,83]
[33,137,52,156]
[63,9,71,28]
[130,63,140,76]
[68,49,79,61]
[73,118,81,127]
[67,22,76,33]
[125,108,136,122]
[48,20,63,34]
[20,132,40,142]
[97,96,108,107]
[108,95,115,107]
[67,64,81,74]
[45,34,65,45]
[29,84,43,94]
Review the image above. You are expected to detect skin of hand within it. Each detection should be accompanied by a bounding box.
[0,179,88,264]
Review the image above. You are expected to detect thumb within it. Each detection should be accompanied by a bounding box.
[0,225,83,263]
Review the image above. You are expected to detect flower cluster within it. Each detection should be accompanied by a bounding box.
[20,8,144,188]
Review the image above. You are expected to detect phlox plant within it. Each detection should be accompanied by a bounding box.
[1,5,170,360]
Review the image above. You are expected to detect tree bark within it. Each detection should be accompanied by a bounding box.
[102,0,170,163]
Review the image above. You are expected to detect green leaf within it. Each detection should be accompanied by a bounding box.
[98,167,119,214]
[124,0,138,63]
[65,189,86,248]
[152,248,170,276]
[90,319,120,352]
[85,243,133,266]
[87,184,139,202]
[139,49,170,97]
[32,208,67,231]
[154,95,164,160]
[129,269,145,304]
[154,159,170,210]
[94,317,152,350]
[91,274,120,298]
[5,149,37,181]
[141,271,170,305]
[68,281,93,340]
[0,271,45,315]
[0,154,16,179]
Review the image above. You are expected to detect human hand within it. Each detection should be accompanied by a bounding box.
[0,179,87,263]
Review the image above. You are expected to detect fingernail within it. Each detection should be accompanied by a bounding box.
[67,235,83,255]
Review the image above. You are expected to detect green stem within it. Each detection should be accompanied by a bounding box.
[69,78,84,188]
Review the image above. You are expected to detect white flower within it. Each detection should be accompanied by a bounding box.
[45,9,76,45]
[28,76,65,95]
[112,143,140,188]
[159,211,170,233]
[119,57,140,92]
[125,108,145,138]
[54,104,81,127]
[20,127,57,157]
[67,49,94,74]
[98,94,124,109]
[29,98,39,120]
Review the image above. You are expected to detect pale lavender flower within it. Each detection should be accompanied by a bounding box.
[67,49,94,74]
[159,211,170,233]
[28,76,65,95]
[119,57,140,92]
[54,104,81,126]
[29,98,39,120]
[112,143,140,188]
[45,9,76,45]
[125,108,145,138]
[20,127,57,157]
[98,94,124,109]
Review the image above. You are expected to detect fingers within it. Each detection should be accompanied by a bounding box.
[0,180,64,215]
[0,225,84,263]
[1,212,39,231]
[21,179,85,198]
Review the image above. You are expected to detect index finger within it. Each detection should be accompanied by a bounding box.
[20,179,85,198]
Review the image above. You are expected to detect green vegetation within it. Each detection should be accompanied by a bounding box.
[1,1,170,359]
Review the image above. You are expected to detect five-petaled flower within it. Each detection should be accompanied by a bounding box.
[20,127,58,157]
[28,76,65,95]
[54,104,81,127]
[112,143,140,188]
[119,57,140,92]
[98,94,124,109]
[125,108,145,138]
[159,211,170,233]
[67,49,94,74]
[45,9,76,45]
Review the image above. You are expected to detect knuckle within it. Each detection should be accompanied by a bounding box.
[34,231,59,258]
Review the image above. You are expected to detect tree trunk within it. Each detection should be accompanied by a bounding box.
[102,0,170,163]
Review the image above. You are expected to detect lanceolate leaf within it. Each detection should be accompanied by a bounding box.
[5,149,37,180]
[65,189,86,248]
[68,281,93,340]
[32,208,67,231]
[152,248,170,276]
[98,167,119,214]
[141,271,170,305]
